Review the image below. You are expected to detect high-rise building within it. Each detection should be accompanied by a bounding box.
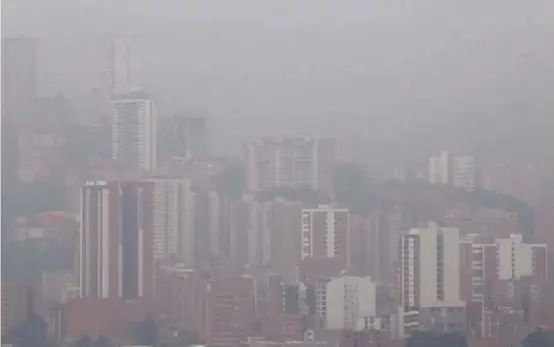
[111,94,157,172]
[245,136,337,195]
[301,205,350,272]
[325,275,377,330]
[228,196,305,279]
[428,151,476,190]
[398,222,463,335]
[399,222,461,307]
[494,234,548,281]
[264,200,304,281]
[463,234,548,338]
[207,191,231,263]
[429,151,450,186]
[193,190,219,271]
[350,207,405,280]
[158,115,211,163]
[83,85,112,134]
[204,275,256,345]
[1,37,38,120]
[154,266,208,336]
[451,155,477,191]
[157,116,187,162]
[185,188,235,273]
[105,36,141,96]
[1,279,32,335]
[142,177,194,264]
[229,195,263,272]
[78,181,154,299]
[183,116,210,159]
[260,275,308,341]
[229,197,304,280]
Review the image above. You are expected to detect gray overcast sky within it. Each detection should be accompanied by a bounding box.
[3,0,554,160]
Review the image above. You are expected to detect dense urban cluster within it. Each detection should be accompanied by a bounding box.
[1,36,554,347]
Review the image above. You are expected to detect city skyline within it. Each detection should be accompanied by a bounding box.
[2,2,554,347]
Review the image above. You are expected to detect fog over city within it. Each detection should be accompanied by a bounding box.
[4,0,554,159]
[2,1,554,347]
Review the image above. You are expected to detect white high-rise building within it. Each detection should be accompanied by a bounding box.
[399,222,461,308]
[143,178,195,264]
[325,275,376,330]
[429,151,450,186]
[106,36,141,96]
[111,95,157,172]
[245,136,337,195]
[301,205,350,271]
[428,151,476,190]
[79,181,154,299]
[494,234,548,280]
[451,155,476,191]
[398,222,464,336]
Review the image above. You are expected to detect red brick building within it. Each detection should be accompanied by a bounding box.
[63,297,151,342]
[154,266,208,337]
[339,329,392,347]
[460,234,549,339]
[204,276,257,345]
[1,279,32,335]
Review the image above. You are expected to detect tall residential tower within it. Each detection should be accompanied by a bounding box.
[245,136,337,195]
[301,205,350,272]
[398,222,464,335]
[111,94,157,172]
[105,36,141,96]
[79,181,154,299]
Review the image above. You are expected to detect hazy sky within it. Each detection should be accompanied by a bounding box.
[3,0,554,160]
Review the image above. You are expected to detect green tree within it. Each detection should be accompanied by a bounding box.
[92,335,110,347]
[436,332,467,347]
[255,186,329,205]
[75,335,92,347]
[16,312,49,347]
[134,315,157,346]
[521,327,554,347]
[405,331,436,347]
[405,331,468,347]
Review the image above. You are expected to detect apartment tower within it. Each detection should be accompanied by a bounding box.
[301,205,350,273]
[245,136,337,195]
[79,180,154,299]
[111,94,157,172]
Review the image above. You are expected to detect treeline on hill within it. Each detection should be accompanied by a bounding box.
[405,331,468,347]
[214,162,535,237]
[334,163,534,234]
[2,313,205,347]
[1,180,67,248]
[521,327,554,347]
[406,328,554,347]
[2,314,160,347]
